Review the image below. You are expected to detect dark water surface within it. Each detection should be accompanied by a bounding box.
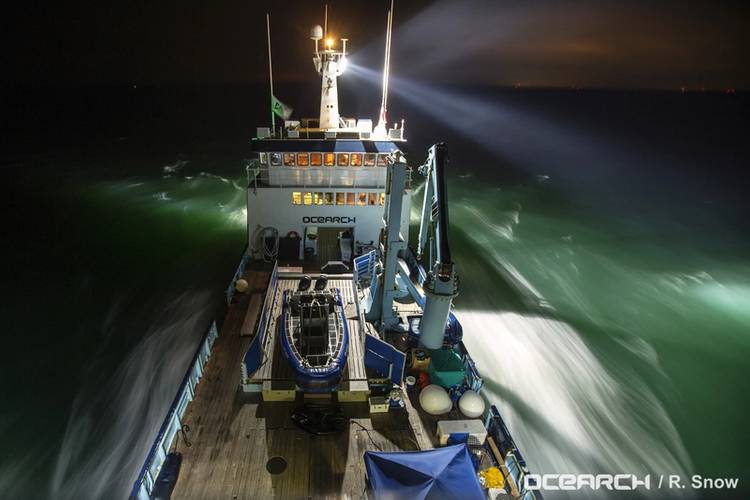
[1,85,748,498]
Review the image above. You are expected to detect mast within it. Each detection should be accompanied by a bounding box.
[311,6,347,130]
[266,13,275,132]
[374,0,394,138]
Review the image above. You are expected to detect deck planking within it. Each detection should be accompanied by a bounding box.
[170,268,433,499]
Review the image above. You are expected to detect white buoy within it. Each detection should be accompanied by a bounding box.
[235,279,249,293]
[419,384,452,415]
[458,390,485,418]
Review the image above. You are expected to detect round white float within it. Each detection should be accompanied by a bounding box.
[458,390,485,418]
[419,384,452,415]
[235,279,249,293]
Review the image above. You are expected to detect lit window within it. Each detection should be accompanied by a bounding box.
[270,153,282,166]
[283,153,296,166]
[357,192,367,206]
[364,153,376,167]
[260,152,268,165]
[368,193,378,205]
[297,153,309,167]
[292,192,302,205]
[311,153,323,166]
[336,192,346,205]
[324,153,335,166]
[303,192,313,205]
[351,153,362,167]
[313,192,325,205]
[379,192,385,205]
[337,153,350,166]
[346,192,355,206]
[377,154,388,166]
[324,192,334,205]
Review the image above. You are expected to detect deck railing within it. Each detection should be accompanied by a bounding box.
[485,405,541,499]
[241,261,279,378]
[129,320,219,500]
[246,163,412,190]
[225,247,251,305]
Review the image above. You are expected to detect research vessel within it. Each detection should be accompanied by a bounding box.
[131,6,540,500]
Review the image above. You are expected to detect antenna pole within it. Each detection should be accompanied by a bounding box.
[383,0,393,113]
[324,4,328,39]
[266,13,275,132]
[376,0,394,136]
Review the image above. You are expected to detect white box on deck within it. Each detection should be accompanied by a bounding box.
[437,419,487,446]
[369,396,389,414]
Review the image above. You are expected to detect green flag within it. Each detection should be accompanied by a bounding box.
[271,95,293,120]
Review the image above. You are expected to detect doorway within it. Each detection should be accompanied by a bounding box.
[304,226,354,267]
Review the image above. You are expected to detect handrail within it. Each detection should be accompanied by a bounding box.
[258,262,280,356]
[241,261,279,377]
[246,165,411,190]
[226,247,251,305]
[129,320,219,500]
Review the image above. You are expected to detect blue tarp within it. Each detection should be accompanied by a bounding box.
[364,444,485,500]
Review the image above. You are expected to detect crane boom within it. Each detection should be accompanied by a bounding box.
[417,143,459,349]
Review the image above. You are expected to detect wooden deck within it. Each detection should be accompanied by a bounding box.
[170,267,433,499]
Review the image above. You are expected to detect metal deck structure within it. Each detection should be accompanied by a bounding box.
[248,272,369,401]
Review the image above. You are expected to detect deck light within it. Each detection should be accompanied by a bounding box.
[325,37,334,49]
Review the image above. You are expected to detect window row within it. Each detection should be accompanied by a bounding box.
[291,191,386,206]
[262,152,389,168]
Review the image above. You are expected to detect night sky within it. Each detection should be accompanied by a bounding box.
[1,0,747,90]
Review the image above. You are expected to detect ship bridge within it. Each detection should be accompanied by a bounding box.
[244,8,411,266]
[248,138,408,190]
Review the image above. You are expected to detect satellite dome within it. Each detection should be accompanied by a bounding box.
[419,385,452,415]
[310,25,323,41]
[458,390,485,418]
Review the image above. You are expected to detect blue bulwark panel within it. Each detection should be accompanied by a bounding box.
[243,334,263,375]
[364,334,406,385]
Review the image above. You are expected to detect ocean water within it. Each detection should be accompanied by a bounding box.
[0,86,747,498]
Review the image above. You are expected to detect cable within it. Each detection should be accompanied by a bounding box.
[350,420,382,451]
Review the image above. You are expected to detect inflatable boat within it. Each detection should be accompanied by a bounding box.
[279,286,349,392]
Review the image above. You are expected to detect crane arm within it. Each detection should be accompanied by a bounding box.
[416,143,459,349]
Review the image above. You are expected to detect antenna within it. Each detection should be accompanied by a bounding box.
[375,0,394,137]
[324,4,328,39]
[266,13,275,132]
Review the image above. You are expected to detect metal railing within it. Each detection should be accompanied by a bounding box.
[225,247,251,305]
[246,163,412,190]
[485,405,541,499]
[129,320,219,500]
[242,261,279,378]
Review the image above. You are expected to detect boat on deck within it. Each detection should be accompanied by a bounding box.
[280,286,350,392]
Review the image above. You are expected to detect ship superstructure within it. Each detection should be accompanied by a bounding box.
[130,6,539,500]
[246,15,408,269]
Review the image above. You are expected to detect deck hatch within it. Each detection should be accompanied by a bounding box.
[265,456,288,475]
